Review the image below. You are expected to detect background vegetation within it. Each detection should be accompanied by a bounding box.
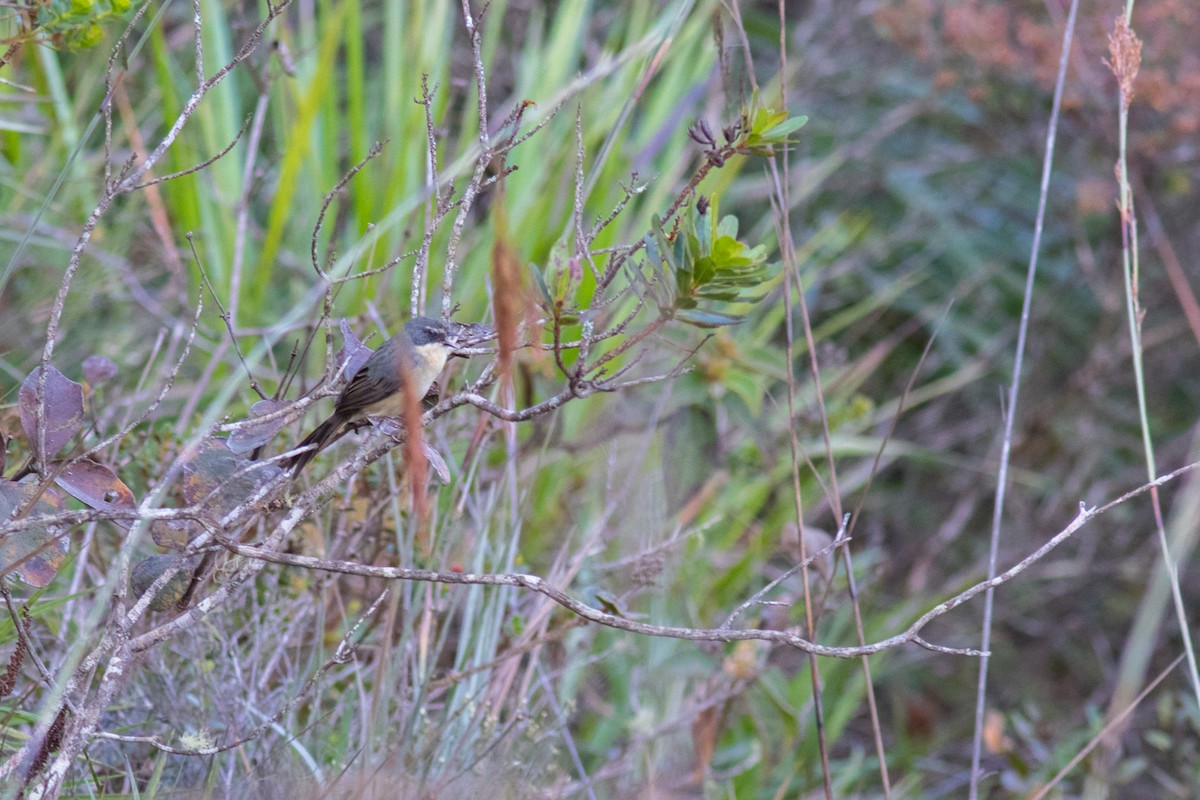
[1,0,1198,797]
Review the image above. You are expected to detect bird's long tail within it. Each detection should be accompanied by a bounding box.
[283,413,345,474]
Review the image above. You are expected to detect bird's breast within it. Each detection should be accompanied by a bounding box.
[355,342,450,417]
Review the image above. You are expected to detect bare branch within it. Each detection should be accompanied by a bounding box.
[127,114,253,190]
[311,141,388,281]
[414,74,441,316]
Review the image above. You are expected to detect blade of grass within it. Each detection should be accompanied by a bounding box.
[1104,3,1200,744]
[969,1,1080,796]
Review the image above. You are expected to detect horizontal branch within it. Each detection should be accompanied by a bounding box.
[433,388,584,422]
[216,539,977,658]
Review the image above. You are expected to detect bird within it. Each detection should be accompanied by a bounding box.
[283,316,494,474]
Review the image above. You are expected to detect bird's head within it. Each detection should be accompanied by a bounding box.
[405,316,496,356]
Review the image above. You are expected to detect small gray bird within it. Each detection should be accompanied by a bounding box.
[284,316,493,474]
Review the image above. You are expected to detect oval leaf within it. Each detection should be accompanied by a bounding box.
[228,399,298,455]
[82,355,118,386]
[150,520,191,551]
[181,438,283,524]
[675,309,745,328]
[53,459,136,526]
[19,365,85,458]
[530,261,553,306]
[130,555,192,612]
[0,482,68,587]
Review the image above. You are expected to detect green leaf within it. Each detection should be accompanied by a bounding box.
[675,267,692,296]
[675,309,744,328]
[624,260,649,303]
[671,231,687,274]
[693,208,712,256]
[552,261,573,303]
[693,288,742,302]
[685,231,702,266]
[750,106,788,135]
[717,214,738,240]
[650,225,675,275]
[761,115,808,139]
[692,255,716,286]
[530,262,552,306]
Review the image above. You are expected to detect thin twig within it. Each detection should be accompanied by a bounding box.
[126,114,252,190]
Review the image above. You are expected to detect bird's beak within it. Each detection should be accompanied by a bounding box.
[446,321,497,356]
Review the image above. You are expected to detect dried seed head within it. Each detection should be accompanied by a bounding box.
[1105,16,1142,111]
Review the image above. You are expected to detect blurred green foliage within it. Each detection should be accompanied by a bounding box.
[24,0,132,49]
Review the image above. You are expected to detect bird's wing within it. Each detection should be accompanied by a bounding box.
[334,335,416,416]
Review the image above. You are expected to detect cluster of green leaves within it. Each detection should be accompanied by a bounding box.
[638,197,774,327]
[739,105,809,155]
[33,0,131,49]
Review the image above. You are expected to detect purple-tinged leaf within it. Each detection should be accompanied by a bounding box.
[336,320,373,379]
[228,399,298,454]
[180,438,282,524]
[53,459,136,527]
[151,520,191,551]
[422,442,451,485]
[82,355,118,386]
[19,366,85,458]
[0,482,68,587]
